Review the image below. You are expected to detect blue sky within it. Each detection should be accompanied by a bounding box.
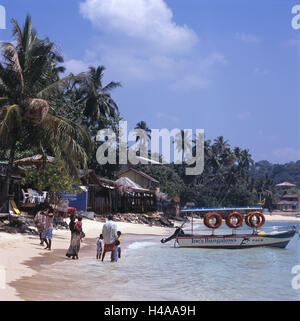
[1,0,300,163]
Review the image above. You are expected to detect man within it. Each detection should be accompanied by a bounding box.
[101,215,118,262]
[34,209,46,245]
[42,207,54,251]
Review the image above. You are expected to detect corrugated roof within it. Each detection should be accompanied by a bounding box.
[115,177,150,192]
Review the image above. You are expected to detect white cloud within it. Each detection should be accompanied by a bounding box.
[69,0,227,90]
[64,59,90,74]
[235,32,261,44]
[156,112,180,124]
[80,0,198,54]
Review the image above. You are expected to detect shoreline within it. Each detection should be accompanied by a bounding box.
[1,214,299,301]
[0,219,172,301]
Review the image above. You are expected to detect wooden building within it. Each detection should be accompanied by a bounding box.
[276,194,300,212]
[80,169,157,216]
[0,162,25,212]
[118,167,159,190]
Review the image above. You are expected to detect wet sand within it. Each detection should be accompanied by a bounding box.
[0,219,172,301]
[10,233,152,301]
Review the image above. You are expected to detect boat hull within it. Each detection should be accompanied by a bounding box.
[176,230,296,249]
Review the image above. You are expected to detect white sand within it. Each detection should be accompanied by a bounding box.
[0,219,171,301]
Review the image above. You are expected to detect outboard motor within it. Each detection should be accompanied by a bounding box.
[161,227,184,243]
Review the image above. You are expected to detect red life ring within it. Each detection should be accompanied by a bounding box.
[204,212,222,229]
[245,212,265,228]
[225,212,243,228]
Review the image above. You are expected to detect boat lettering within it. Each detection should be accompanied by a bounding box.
[192,238,237,244]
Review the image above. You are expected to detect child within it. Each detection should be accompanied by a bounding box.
[116,231,121,259]
[96,234,104,260]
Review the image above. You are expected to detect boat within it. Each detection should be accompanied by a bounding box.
[161,207,298,249]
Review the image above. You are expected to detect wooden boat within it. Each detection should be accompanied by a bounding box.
[161,207,298,249]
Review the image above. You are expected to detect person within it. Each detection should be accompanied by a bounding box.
[116,231,122,259]
[96,234,104,260]
[41,207,54,251]
[66,215,84,259]
[111,239,120,262]
[101,215,118,262]
[34,209,46,245]
[69,214,76,234]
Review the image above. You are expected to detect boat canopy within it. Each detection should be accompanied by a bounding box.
[181,206,263,212]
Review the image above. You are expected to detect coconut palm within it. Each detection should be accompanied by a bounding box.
[0,15,91,209]
[76,65,121,131]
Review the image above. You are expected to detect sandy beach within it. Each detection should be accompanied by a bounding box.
[0,218,172,301]
[0,213,299,301]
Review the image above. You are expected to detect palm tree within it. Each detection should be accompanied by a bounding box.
[0,15,91,209]
[133,120,151,158]
[77,65,121,132]
[135,121,151,140]
[174,130,192,164]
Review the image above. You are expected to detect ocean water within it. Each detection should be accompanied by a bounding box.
[17,221,300,301]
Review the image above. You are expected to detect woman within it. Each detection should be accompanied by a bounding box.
[66,215,84,259]
[34,208,46,245]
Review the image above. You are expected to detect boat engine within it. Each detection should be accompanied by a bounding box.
[161,227,184,243]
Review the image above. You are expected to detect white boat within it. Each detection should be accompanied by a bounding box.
[175,229,296,249]
[161,207,298,249]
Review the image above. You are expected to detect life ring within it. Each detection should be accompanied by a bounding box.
[245,212,265,228]
[204,212,222,229]
[225,212,243,228]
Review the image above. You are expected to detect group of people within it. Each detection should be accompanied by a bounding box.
[35,209,121,263]
[97,215,122,263]
[33,203,54,251]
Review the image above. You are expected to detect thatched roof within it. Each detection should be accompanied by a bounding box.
[275,182,296,187]
[14,154,54,166]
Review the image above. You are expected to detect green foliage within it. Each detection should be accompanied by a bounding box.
[22,161,81,193]
[250,160,300,188]
[137,164,185,199]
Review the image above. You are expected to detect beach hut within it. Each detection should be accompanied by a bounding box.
[118,166,159,190]
[79,170,117,215]
[115,177,156,213]
[0,162,25,212]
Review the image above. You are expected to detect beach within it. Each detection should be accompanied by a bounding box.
[1,214,299,301]
[0,218,172,301]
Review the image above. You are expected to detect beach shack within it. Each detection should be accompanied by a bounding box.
[115,176,157,213]
[276,194,300,212]
[0,162,25,212]
[118,166,159,190]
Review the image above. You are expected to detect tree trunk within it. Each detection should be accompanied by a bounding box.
[0,141,17,212]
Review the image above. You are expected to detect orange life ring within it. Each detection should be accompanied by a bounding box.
[225,212,243,228]
[245,212,265,228]
[204,212,222,229]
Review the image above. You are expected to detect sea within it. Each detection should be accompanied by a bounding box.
[14,221,300,301]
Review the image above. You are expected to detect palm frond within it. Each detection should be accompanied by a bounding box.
[0,104,22,146]
[0,42,24,92]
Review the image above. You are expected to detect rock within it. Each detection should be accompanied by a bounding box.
[159,217,174,227]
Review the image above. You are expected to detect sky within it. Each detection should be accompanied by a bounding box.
[1,0,300,164]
